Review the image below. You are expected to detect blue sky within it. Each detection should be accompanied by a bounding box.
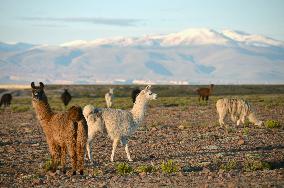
[0,0,283,44]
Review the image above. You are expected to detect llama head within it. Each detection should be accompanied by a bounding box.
[109,88,114,94]
[137,85,157,101]
[248,112,263,126]
[210,84,214,88]
[31,82,47,102]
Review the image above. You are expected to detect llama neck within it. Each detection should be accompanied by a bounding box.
[32,99,53,122]
[209,86,213,94]
[130,98,147,124]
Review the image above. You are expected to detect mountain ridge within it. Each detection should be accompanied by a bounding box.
[1,28,284,84]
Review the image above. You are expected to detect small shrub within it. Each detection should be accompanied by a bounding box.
[43,158,55,172]
[243,159,271,172]
[161,160,178,174]
[243,127,249,136]
[264,120,281,128]
[243,119,251,127]
[220,159,238,171]
[136,164,157,174]
[92,168,103,177]
[115,162,133,175]
[43,158,59,172]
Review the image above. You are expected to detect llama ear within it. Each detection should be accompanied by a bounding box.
[39,82,44,88]
[31,82,35,89]
[145,85,151,90]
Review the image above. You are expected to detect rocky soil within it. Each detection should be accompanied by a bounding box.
[0,100,284,187]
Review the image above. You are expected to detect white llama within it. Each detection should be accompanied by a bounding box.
[216,98,263,128]
[105,88,114,108]
[83,85,157,163]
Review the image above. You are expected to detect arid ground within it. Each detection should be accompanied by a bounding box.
[0,85,284,187]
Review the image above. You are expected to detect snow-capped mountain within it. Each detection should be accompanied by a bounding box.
[1,28,284,84]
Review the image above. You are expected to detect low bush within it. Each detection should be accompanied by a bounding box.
[243,159,271,172]
[160,160,178,174]
[220,159,238,171]
[115,162,133,175]
[136,164,157,174]
[264,120,281,128]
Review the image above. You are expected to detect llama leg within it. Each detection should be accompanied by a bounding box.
[86,141,93,164]
[60,145,67,174]
[121,137,132,162]
[218,111,228,134]
[50,144,60,172]
[125,144,132,162]
[231,115,237,123]
[240,115,246,126]
[237,116,244,126]
[67,127,78,175]
[77,141,85,175]
[68,144,77,175]
[111,139,119,162]
[218,112,226,126]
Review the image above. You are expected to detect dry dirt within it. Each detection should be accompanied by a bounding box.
[0,101,284,187]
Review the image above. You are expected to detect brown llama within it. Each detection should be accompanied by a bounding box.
[31,82,88,175]
[196,84,214,102]
[0,93,12,107]
[61,89,72,106]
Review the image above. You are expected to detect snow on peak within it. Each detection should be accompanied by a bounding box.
[160,28,231,46]
[222,29,284,47]
[59,28,284,48]
[60,40,88,47]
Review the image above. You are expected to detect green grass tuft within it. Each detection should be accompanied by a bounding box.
[264,120,281,128]
[136,164,157,174]
[243,159,271,172]
[115,162,133,175]
[220,159,238,171]
[160,160,179,174]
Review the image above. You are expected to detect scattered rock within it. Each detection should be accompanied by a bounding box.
[237,139,245,145]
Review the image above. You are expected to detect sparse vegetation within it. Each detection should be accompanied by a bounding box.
[244,119,251,127]
[115,163,133,175]
[136,164,157,174]
[243,127,249,136]
[220,159,238,171]
[243,159,271,172]
[1,85,284,186]
[92,167,103,177]
[43,158,54,172]
[264,120,281,128]
[160,160,178,174]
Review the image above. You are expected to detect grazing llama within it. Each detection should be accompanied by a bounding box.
[131,88,141,103]
[31,82,88,175]
[61,89,72,106]
[0,93,12,107]
[83,85,157,163]
[196,84,214,102]
[216,98,263,132]
[105,88,114,108]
